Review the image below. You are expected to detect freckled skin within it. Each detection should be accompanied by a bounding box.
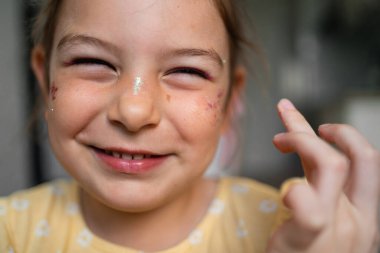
[205,89,226,124]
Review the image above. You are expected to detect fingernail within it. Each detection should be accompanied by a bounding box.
[278,98,296,111]
[273,133,285,139]
[318,124,331,131]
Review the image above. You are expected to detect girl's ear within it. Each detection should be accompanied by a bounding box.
[31,45,49,103]
[222,65,246,132]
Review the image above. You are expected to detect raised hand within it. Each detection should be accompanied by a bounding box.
[267,99,380,253]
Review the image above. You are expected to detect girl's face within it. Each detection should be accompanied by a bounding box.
[37,0,236,212]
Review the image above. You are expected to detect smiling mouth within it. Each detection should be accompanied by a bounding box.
[91,146,168,174]
[93,146,163,160]
[103,150,153,160]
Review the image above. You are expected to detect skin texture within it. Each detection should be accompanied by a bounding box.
[30,0,380,252]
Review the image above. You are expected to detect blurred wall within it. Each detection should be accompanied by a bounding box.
[0,0,29,195]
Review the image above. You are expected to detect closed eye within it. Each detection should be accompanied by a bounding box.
[69,57,117,71]
[168,67,210,80]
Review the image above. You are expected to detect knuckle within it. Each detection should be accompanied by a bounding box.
[359,146,380,164]
[292,131,317,144]
[330,155,349,172]
[290,132,312,145]
[292,131,312,138]
[367,148,380,163]
[304,213,326,233]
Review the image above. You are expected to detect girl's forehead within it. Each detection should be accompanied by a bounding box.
[54,0,229,56]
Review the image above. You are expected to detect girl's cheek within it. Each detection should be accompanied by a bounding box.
[47,81,103,134]
[168,88,227,133]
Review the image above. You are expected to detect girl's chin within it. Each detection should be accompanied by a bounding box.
[82,183,182,214]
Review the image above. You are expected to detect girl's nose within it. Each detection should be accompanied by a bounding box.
[107,81,161,132]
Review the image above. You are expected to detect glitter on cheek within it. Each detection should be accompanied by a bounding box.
[205,99,220,124]
[207,101,218,110]
[205,89,226,123]
[49,83,58,100]
[133,77,144,95]
[207,89,225,110]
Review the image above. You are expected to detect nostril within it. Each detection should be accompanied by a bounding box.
[106,94,161,132]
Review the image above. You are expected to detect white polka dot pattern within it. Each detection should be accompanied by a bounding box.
[35,219,50,237]
[188,229,203,245]
[0,204,6,216]
[11,199,29,211]
[231,184,249,194]
[259,199,278,213]
[77,229,93,247]
[51,184,65,196]
[209,198,225,214]
[236,219,248,238]
[66,202,79,216]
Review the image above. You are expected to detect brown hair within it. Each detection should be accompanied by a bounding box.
[31,0,255,86]
[32,0,63,84]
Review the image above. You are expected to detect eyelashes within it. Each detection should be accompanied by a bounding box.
[65,57,212,80]
[66,57,117,71]
[165,67,211,80]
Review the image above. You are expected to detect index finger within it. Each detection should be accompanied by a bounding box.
[277,99,315,135]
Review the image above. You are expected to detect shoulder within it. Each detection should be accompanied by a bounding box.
[219,176,289,231]
[0,179,78,252]
[1,179,76,214]
[195,177,289,252]
[220,176,280,200]
[219,176,289,217]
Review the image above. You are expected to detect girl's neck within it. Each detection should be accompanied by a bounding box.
[79,177,218,251]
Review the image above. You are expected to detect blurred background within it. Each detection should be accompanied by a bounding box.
[1,0,379,195]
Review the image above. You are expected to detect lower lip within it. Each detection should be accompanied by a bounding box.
[94,150,168,174]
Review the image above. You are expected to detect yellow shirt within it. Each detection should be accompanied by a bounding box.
[0,177,288,253]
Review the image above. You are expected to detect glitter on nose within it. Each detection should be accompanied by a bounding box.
[133,77,143,95]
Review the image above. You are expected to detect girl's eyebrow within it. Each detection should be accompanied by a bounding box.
[57,34,120,54]
[164,48,225,69]
[56,34,225,68]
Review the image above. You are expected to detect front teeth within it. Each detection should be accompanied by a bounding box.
[133,154,144,160]
[122,153,132,160]
[111,152,121,158]
[110,152,150,160]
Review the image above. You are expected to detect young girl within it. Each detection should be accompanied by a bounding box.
[1,0,379,252]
